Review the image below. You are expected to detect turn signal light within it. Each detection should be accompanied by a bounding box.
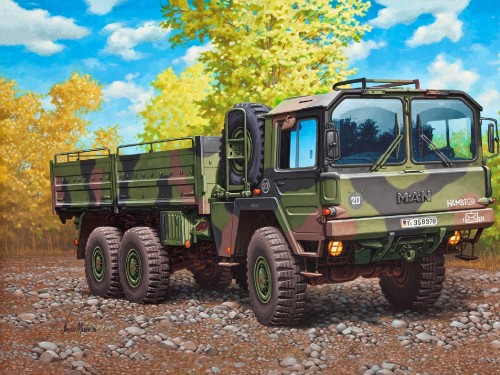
[252,188,262,195]
[328,241,343,256]
[185,241,191,248]
[226,246,231,255]
[448,231,461,246]
[322,208,332,216]
[73,238,79,246]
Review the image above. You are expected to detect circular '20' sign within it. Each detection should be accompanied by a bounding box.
[349,192,363,209]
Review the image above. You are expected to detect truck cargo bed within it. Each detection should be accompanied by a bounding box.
[51,136,221,216]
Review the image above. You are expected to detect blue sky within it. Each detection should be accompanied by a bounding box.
[0,0,499,145]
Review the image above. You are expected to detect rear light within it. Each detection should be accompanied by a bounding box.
[73,238,79,246]
[328,241,343,256]
[252,188,262,195]
[448,231,461,246]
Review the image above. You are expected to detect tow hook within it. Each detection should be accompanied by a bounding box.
[400,245,416,262]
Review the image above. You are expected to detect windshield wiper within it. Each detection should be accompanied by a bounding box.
[420,134,453,167]
[371,134,403,171]
[371,113,402,172]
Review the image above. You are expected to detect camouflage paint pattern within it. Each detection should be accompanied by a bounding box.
[51,82,497,266]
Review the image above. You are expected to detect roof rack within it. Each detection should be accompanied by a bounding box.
[332,78,420,91]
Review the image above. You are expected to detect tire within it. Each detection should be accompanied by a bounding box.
[380,253,445,309]
[220,102,271,187]
[118,227,170,304]
[84,227,123,298]
[191,264,233,291]
[247,227,306,325]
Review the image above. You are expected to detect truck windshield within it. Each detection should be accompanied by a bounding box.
[331,98,405,165]
[411,99,476,163]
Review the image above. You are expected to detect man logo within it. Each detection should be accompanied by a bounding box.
[397,190,432,204]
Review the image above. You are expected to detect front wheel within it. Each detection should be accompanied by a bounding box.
[380,253,445,309]
[118,227,170,304]
[247,227,306,325]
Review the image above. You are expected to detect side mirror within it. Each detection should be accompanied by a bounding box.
[325,129,340,161]
[487,122,498,153]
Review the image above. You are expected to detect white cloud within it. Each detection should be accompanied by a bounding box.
[0,0,89,56]
[477,89,500,116]
[125,73,140,81]
[179,42,214,65]
[406,13,463,47]
[494,52,500,72]
[85,0,125,15]
[370,0,470,47]
[428,54,478,90]
[83,58,105,70]
[343,40,387,61]
[103,78,153,113]
[103,21,169,61]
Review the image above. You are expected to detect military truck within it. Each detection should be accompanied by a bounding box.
[51,78,498,325]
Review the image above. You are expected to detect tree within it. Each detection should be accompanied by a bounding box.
[153,0,370,134]
[0,73,103,252]
[139,63,213,142]
[91,125,124,152]
[481,111,500,251]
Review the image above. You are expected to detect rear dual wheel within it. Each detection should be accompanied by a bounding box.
[118,227,170,303]
[85,227,123,298]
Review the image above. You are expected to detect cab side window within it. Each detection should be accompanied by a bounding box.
[279,118,318,169]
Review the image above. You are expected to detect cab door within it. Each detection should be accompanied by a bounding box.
[270,112,323,235]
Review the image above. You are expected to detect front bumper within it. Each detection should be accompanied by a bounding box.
[326,208,495,240]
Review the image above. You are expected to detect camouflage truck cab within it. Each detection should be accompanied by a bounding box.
[51,78,499,326]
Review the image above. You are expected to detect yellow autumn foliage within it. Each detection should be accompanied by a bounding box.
[91,125,124,152]
[0,73,105,251]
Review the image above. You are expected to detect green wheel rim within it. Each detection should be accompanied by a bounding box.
[254,256,272,303]
[125,249,141,288]
[92,246,105,282]
[230,127,253,175]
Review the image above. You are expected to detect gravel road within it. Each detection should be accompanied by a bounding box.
[0,254,498,375]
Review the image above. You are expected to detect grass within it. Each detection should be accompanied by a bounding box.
[445,251,500,271]
[0,247,73,257]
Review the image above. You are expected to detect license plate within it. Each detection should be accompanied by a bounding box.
[401,216,438,228]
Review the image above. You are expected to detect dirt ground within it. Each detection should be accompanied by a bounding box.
[0,254,498,375]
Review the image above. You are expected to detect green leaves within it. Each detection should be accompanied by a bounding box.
[151,0,370,133]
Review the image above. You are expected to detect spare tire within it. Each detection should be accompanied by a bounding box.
[221,102,271,187]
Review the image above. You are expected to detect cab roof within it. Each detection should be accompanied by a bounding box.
[268,91,341,116]
[267,78,482,116]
